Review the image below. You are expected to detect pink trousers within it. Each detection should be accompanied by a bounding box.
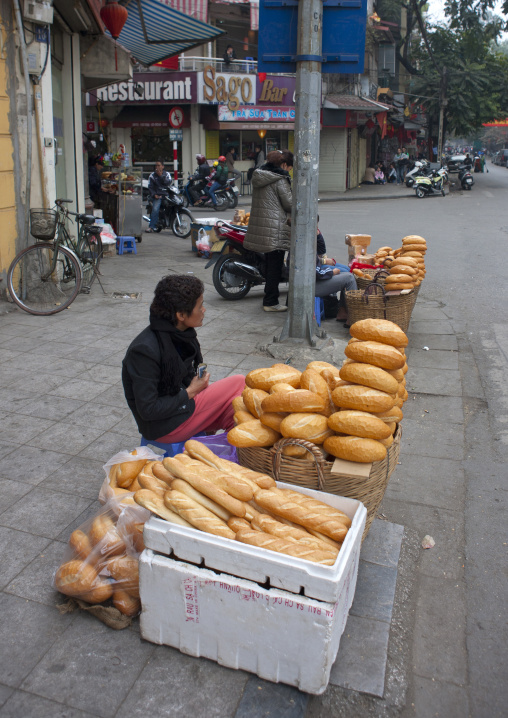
[157,374,246,443]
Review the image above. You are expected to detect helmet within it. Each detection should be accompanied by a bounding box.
[196,154,206,165]
[218,155,226,162]
[213,161,219,167]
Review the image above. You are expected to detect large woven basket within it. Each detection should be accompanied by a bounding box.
[345,282,417,332]
[355,268,387,290]
[238,425,402,540]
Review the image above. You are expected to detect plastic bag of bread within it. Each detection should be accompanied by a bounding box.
[99,446,162,505]
[54,496,150,617]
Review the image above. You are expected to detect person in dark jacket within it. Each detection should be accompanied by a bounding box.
[315,225,356,325]
[244,149,293,311]
[147,159,172,232]
[122,275,245,442]
[189,154,211,205]
[223,44,237,67]
[204,155,228,208]
[88,156,104,204]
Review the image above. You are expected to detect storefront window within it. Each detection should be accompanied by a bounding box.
[132,127,181,166]
[219,130,241,159]
[218,130,292,162]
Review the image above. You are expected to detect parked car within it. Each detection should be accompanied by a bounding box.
[498,149,508,167]
[445,154,466,173]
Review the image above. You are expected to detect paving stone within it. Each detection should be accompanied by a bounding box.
[117,645,248,718]
[33,342,84,358]
[0,593,75,688]
[328,615,390,698]
[0,526,51,589]
[21,614,155,718]
[399,418,464,461]
[63,402,129,432]
[93,383,129,409]
[47,377,115,401]
[36,357,92,379]
[77,430,140,461]
[203,363,236,382]
[0,389,33,414]
[401,393,464,425]
[0,488,92,540]
[410,306,450,321]
[385,455,464,511]
[0,336,43,352]
[111,412,139,435]
[27,423,105,456]
[409,320,455,335]
[234,676,308,718]
[0,441,20,460]
[0,684,14,710]
[64,346,120,364]
[79,365,122,385]
[406,332,458,351]
[0,365,31,388]
[404,366,462,397]
[8,372,64,396]
[413,575,467,685]
[40,456,106,500]
[56,500,102,542]
[0,415,55,444]
[235,356,279,372]
[406,347,459,371]
[5,539,67,607]
[0,479,33,514]
[380,498,464,581]
[350,561,398,623]
[412,675,469,718]
[0,446,71,486]
[0,690,97,718]
[360,520,404,569]
[16,396,85,422]
[202,350,247,368]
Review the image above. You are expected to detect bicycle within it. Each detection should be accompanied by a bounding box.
[7,198,105,315]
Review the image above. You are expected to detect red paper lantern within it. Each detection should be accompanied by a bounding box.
[258,72,267,83]
[100,1,128,39]
[99,118,109,128]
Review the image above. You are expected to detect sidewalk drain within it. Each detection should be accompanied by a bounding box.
[111,291,142,301]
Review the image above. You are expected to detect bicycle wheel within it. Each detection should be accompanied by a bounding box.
[77,232,102,290]
[7,243,82,315]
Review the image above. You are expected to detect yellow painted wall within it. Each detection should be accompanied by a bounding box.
[0,17,17,276]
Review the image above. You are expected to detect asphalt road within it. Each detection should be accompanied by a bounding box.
[316,162,508,717]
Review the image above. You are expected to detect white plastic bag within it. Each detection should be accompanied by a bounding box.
[100,223,117,245]
[195,227,211,256]
[99,446,161,505]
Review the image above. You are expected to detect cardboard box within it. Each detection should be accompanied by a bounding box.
[190,218,218,253]
[143,482,366,603]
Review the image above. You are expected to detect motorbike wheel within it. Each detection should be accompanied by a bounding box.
[415,187,426,198]
[182,195,190,208]
[215,194,228,212]
[212,255,252,300]
[441,189,445,197]
[172,209,193,239]
[155,226,163,233]
[227,192,239,209]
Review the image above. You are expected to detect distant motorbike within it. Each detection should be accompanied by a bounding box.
[223,178,240,209]
[182,175,228,211]
[457,164,474,190]
[414,170,446,198]
[143,186,193,237]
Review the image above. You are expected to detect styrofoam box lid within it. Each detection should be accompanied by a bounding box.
[191,217,218,225]
[143,481,367,604]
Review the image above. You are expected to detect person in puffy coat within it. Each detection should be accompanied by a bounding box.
[244,149,293,311]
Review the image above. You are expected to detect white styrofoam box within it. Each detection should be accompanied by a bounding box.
[140,540,361,695]
[142,482,366,603]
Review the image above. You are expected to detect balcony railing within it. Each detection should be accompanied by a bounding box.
[178,56,258,74]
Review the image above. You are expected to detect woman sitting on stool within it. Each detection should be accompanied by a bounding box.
[122,275,245,443]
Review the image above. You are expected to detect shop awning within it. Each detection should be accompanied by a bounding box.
[112,0,225,66]
[323,95,391,112]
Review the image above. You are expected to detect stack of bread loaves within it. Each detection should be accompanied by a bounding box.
[132,440,350,565]
[382,235,427,289]
[323,318,408,462]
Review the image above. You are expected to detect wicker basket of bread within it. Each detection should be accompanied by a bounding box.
[228,318,409,539]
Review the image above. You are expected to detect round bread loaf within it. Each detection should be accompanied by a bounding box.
[390,256,418,268]
[69,529,92,560]
[242,388,270,418]
[113,590,141,616]
[386,273,415,283]
[384,283,414,292]
[269,382,297,394]
[349,319,408,348]
[227,419,281,448]
[323,435,387,463]
[280,412,333,444]
[331,384,396,413]
[402,251,423,258]
[328,410,392,440]
[379,434,394,448]
[261,389,326,414]
[339,362,399,394]
[386,367,404,382]
[402,234,426,243]
[55,560,98,597]
[259,411,288,432]
[402,244,426,253]
[80,579,114,605]
[245,364,301,391]
[282,445,312,458]
[344,340,406,370]
[390,265,416,276]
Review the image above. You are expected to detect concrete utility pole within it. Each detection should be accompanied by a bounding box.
[437,66,447,163]
[278,0,323,346]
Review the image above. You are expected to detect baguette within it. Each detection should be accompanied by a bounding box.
[269,382,297,394]
[300,368,335,416]
[165,489,235,539]
[134,489,193,527]
[338,362,399,394]
[69,529,92,560]
[323,435,387,463]
[259,411,288,432]
[242,388,270,418]
[279,412,333,444]
[253,514,339,555]
[245,365,301,391]
[228,419,280,448]
[332,384,396,413]
[164,455,254,500]
[184,440,276,489]
[232,396,248,413]
[277,488,352,528]
[162,458,248,516]
[227,516,252,532]
[261,389,326,414]
[235,410,257,424]
[171,479,231,522]
[236,529,336,565]
[253,489,349,541]
[328,410,392,440]
[344,340,406,370]
[115,453,147,488]
[137,471,168,498]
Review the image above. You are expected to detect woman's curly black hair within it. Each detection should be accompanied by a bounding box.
[150,275,204,324]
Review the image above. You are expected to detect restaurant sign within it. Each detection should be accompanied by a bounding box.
[90,72,197,105]
[198,66,255,110]
[218,106,295,122]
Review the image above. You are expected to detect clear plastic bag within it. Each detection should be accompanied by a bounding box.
[99,446,161,505]
[188,433,238,462]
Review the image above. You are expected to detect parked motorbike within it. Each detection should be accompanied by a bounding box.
[414,170,446,198]
[457,164,474,190]
[223,178,240,209]
[143,186,193,238]
[405,159,431,187]
[182,175,228,211]
[205,220,288,300]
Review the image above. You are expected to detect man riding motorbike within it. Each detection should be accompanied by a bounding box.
[188,154,211,206]
[147,159,172,233]
[202,156,228,209]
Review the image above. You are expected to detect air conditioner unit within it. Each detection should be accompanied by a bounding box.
[23,0,53,25]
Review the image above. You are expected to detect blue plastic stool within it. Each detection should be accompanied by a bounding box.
[140,432,207,458]
[117,236,137,255]
[314,296,325,327]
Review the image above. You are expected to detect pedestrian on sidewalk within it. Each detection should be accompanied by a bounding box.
[244,149,293,312]
[147,159,172,232]
[394,148,405,185]
[225,146,241,183]
[122,275,245,443]
[387,162,397,183]
[362,164,376,184]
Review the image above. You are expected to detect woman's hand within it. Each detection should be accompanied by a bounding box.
[186,372,210,399]
[332,267,341,275]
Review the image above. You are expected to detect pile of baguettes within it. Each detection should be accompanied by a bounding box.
[226,318,408,464]
[132,440,350,566]
[373,235,427,290]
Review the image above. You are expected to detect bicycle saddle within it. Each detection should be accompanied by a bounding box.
[78,214,96,225]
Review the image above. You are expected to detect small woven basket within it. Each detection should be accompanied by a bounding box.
[345,282,417,332]
[29,209,58,240]
[237,425,401,541]
[355,268,388,290]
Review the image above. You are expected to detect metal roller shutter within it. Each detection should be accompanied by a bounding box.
[318,128,347,192]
